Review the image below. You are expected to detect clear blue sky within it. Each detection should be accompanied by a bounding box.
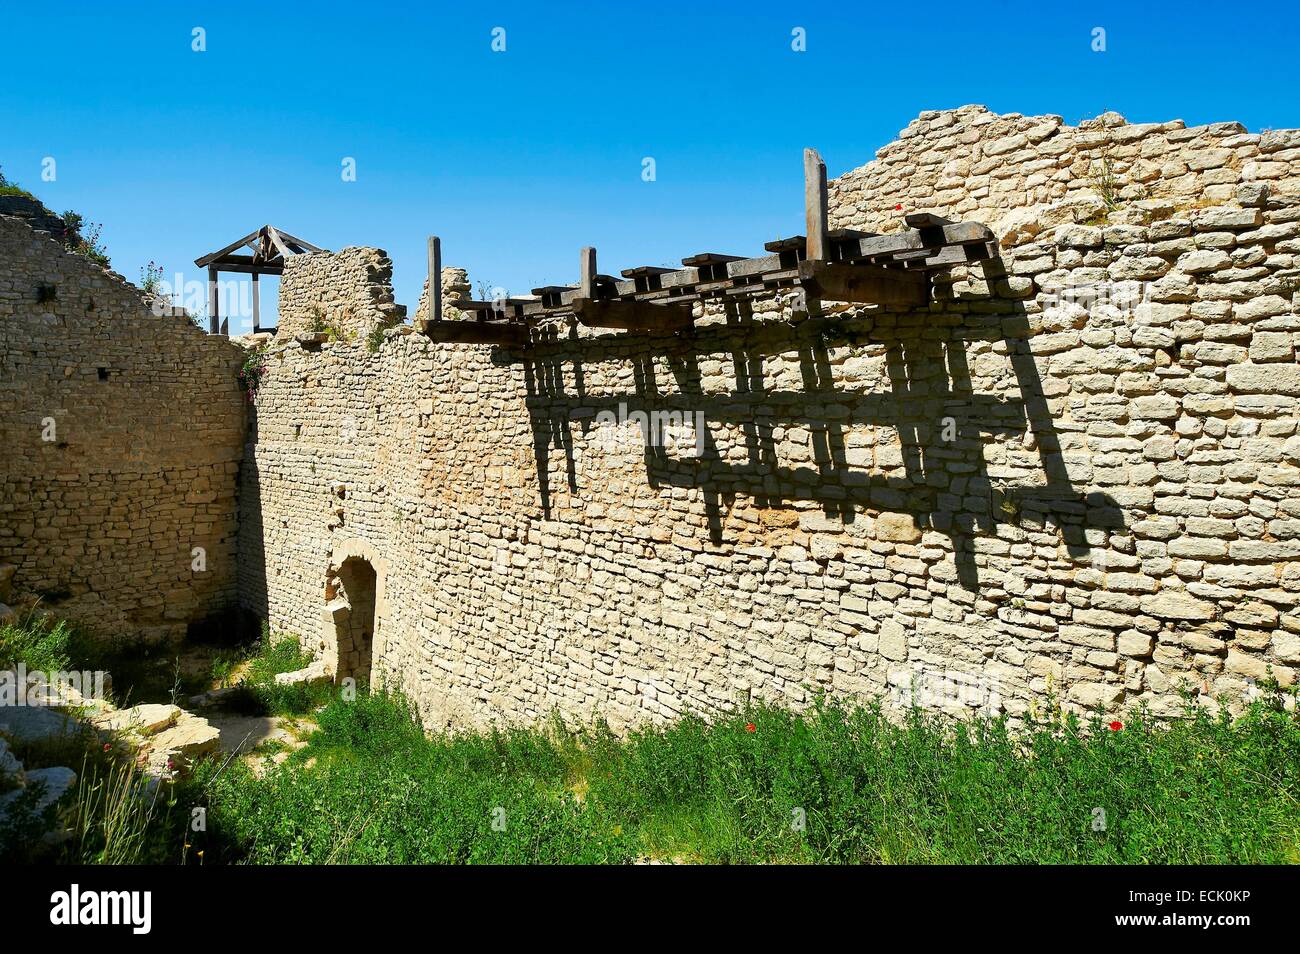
[2,1,1297,331]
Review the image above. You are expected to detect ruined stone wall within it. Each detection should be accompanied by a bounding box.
[277,247,405,340]
[0,201,247,643]
[241,107,1300,731]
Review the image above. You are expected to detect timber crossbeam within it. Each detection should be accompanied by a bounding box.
[418,146,995,343]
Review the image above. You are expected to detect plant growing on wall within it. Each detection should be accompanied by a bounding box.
[0,165,36,198]
[59,210,111,268]
[366,316,403,353]
[140,260,163,295]
[238,349,267,402]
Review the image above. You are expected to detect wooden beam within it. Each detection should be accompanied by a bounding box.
[252,272,260,330]
[194,228,261,268]
[841,222,994,262]
[272,228,325,253]
[804,148,829,261]
[265,226,294,261]
[798,260,929,307]
[904,212,953,229]
[573,297,694,332]
[207,266,219,334]
[580,247,597,299]
[427,236,442,323]
[423,320,528,346]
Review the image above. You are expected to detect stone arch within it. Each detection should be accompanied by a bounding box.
[322,539,390,686]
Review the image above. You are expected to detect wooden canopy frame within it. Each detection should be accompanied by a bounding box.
[419,147,995,345]
[193,225,326,334]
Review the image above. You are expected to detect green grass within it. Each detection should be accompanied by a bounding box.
[192,688,1300,865]
[211,629,335,717]
[0,615,84,673]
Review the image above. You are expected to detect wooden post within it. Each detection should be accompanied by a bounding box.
[427,236,442,323]
[804,148,829,262]
[580,246,597,299]
[251,271,261,331]
[207,266,219,335]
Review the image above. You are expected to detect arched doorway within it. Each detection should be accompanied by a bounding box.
[330,556,377,685]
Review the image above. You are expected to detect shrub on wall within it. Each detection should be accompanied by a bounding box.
[238,349,267,402]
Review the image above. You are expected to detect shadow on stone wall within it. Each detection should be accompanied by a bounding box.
[510,260,1122,590]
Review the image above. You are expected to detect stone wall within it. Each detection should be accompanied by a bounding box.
[240,106,1300,731]
[277,247,405,340]
[0,199,247,643]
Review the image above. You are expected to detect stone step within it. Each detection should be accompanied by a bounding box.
[91,703,181,737]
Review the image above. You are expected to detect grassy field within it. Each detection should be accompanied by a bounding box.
[194,687,1300,865]
[5,613,1300,865]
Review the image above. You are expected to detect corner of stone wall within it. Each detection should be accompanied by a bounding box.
[278,247,407,341]
[831,105,1300,244]
[412,266,471,326]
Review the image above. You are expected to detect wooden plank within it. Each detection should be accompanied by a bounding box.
[252,271,260,330]
[764,235,805,253]
[896,242,993,268]
[194,228,262,268]
[620,265,676,277]
[573,297,694,332]
[273,228,326,253]
[841,222,993,261]
[725,253,785,279]
[265,226,295,261]
[681,253,745,266]
[904,212,953,229]
[798,260,929,306]
[428,236,442,323]
[423,320,528,346]
[804,148,829,261]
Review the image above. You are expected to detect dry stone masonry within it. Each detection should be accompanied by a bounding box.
[7,105,1300,732]
[0,198,246,643]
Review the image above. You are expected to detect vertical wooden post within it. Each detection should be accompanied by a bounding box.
[251,271,261,331]
[580,246,597,299]
[207,266,219,334]
[427,236,442,323]
[804,148,829,261]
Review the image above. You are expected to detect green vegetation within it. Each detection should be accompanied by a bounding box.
[366,319,402,353]
[212,629,334,717]
[140,260,164,295]
[195,688,1300,865]
[58,210,111,268]
[6,613,1300,865]
[0,614,88,673]
[0,165,36,198]
[238,349,266,401]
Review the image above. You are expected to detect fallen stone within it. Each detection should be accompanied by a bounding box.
[273,659,332,687]
[91,703,181,737]
[144,713,221,776]
[0,706,82,745]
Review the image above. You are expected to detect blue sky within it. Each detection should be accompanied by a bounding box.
[2,0,1297,331]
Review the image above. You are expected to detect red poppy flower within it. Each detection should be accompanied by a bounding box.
[1108,721,1123,731]
[744,722,756,733]
[894,203,903,211]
